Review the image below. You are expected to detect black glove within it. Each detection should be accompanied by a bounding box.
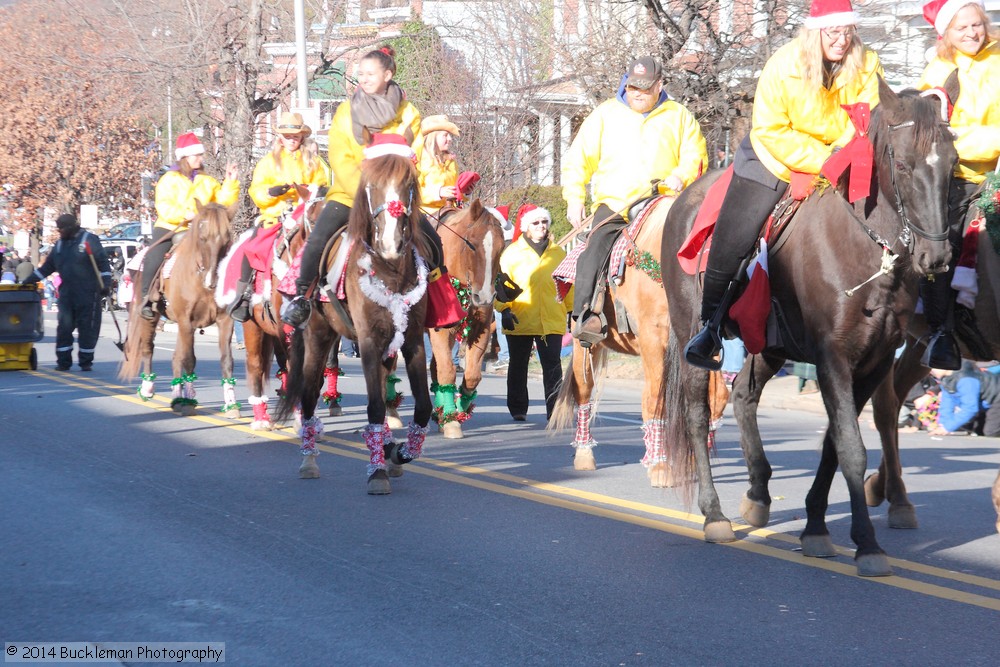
[500,308,518,331]
[495,271,523,303]
[268,184,292,197]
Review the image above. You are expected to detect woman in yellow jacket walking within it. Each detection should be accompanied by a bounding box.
[495,205,572,421]
[686,0,883,369]
[417,114,461,215]
[228,112,329,320]
[915,0,1000,368]
[140,132,240,320]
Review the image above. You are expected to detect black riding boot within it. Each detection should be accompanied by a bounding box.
[282,201,350,328]
[920,273,961,370]
[684,269,736,370]
[228,258,253,323]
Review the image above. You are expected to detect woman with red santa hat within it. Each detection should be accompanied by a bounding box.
[685,0,883,370]
[915,0,1000,369]
[138,132,240,320]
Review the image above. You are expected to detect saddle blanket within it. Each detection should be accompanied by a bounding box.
[125,247,177,279]
[276,237,354,303]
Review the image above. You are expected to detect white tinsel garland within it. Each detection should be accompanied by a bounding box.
[357,248,428,359]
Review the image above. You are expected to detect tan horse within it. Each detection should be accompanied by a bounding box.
[426,200,505,438]
[118,202,237,417]
[549,196,730,486]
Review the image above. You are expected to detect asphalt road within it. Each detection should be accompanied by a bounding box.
[2,312,998,666]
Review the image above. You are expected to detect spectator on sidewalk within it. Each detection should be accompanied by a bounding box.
[929,360,1000,436]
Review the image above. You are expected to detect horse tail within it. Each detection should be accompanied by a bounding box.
[116,298,147,380]
[547,344,608,434]
[658,330,697,504]
[274,327,306,424]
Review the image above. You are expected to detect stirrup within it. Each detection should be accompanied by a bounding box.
[139,303,157,321]
[280,295,312,328]
[573,312,607,348]
[684,323,724,371]
[921,330,961,371]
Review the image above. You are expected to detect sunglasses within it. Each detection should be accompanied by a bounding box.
[821,27,855,42]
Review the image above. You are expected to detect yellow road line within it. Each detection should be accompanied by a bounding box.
[28,369,1000,608]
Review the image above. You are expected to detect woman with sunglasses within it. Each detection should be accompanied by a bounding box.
[914,0,1000,370]
[686,0,883,369]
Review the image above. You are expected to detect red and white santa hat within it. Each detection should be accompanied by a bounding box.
[923,0,984,36]
[175,132,205,160]
[364,133,416,162]
[513,204,550,241]
[803,0,860,30]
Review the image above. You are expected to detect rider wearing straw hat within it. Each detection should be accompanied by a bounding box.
[417,114,461,215]
[138,132,240,320]
[915,0,1000,369]
[685,0,883,370]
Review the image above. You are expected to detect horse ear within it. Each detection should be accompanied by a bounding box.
[942,69,960,112]
[469,198,483,218]
[193,198,205,215]
[402,127,414,145]
[877,76,904,123]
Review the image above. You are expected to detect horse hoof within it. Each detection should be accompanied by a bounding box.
[298,454,320,479]
[328,403,343,417]
[441,421,463,439]
[856,553,893,577]
[647,463,671,487]
[251,419,274,431]
[801,534,837,558]
[179,404,197,417]
[223,408,241,420]
[573,448,596,471]
[739,493,770,528]
[386,462,404,478]
[367,469,392,495]
[864,473,885,507]
[703,520,737,543]
[386,415,404,430]
[887,504,919,529]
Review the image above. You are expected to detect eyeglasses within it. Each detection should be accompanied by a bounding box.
[821,27,855,42]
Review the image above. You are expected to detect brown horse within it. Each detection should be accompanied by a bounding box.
[236,185,328,430]
[276,153,433,493]
[426,200,505,438]
[658,78,957,577]
[549,197,730,485]
[118,202,238,417]
[867,210,1000,533]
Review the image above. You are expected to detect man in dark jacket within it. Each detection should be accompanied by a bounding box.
[22,213,111,370]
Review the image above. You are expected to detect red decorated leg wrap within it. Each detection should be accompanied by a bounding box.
[573,403,597,449]
[322,366,343,405]
[640,419,666,468]
[404,422,428,460]
[363,424,386,476]
[300,415,323,455]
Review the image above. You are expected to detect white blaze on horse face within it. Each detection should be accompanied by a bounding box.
[379,184,402,259]
[475,228,495,304]
[925,148,940,168]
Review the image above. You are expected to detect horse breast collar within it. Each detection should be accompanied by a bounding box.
[357,247,428,359]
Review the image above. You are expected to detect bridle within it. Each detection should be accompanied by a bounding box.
[365,183,416,249]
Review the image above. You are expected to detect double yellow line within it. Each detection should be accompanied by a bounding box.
[32,368,1000,612]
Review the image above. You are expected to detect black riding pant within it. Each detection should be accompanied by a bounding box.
[140,227,172,297]
[700,173,787,319]
[295,201,445,295]
[506,333,563,420]
[573,204,626,317]
[56,291,102,367]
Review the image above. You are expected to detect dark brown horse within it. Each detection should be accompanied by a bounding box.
[658,77,958,577]
[276,153,433,493]
[426,200,505,438]
[118,202,238,417]
[867,208,1000,533]
[548,197,731,485]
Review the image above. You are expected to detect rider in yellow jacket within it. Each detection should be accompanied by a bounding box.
[562,56,707,346]
[417,115,461,215]
[140,132,240,319]
[913,0,1000,367]
[686,1,885,369]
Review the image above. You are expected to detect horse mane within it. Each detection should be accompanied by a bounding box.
[349,154,431,260]
[869,88,942,158]
[184,202,232,275]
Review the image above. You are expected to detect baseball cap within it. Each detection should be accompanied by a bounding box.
[625,57,662,90]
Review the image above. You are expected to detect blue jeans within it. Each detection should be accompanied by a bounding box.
[494,309,510,362]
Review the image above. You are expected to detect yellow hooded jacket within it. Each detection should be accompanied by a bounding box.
[154,169,240,232]
[248,148,330,226]
[561,95,708,214]
[417,150,459,213]
[326,98,422,207]
[918,41,1000,184]
[750,39,883,182]
[495,237,572,336]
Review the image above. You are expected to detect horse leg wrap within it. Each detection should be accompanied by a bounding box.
[458,387,477,414]
[640,419,667,468]
[434,383,457,412]
[403,422,428,460]
[385,374,404,409]
[137,372,157,401]
[221,378,239,413]
[249,395,271,428]
[363,423,387,476]
[276,369,288,397]
[322,366,343,405]
[573,403,597,449]
[300,416,323,455]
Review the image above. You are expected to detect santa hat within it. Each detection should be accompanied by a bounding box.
[364,133,416,162]
[175,132,205,160]
[803,0,860,30]
[728,238,771,354]
[514,204,550,241]
[952,217,981,308]
[923,0,983,36]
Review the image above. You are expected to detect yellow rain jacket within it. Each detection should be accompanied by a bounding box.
[417,151,459,214]
[918,41,1000,183]
[248,149,330,226]
[154,169,240,232]
[750,39,883,182]
[326,99,422,207]
[561,94,708,214]
[495,237,572,336]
